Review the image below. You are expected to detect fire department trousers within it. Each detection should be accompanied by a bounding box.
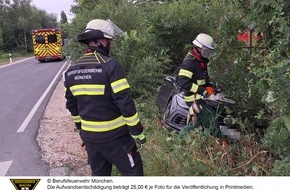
[83,134,144,176]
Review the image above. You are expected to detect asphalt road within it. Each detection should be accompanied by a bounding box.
[0,57,69,176]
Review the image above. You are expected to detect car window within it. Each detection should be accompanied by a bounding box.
[48,34,57,43]
[35,35,45,44]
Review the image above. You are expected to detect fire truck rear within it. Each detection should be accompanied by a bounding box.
[32,28,65,62]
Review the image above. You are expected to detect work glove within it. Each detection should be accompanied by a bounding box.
[206,86,215,95]
[131,132,146,145]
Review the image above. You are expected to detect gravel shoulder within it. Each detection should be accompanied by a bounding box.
[37,79,91,176]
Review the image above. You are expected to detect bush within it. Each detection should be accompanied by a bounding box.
[112,30,171,98]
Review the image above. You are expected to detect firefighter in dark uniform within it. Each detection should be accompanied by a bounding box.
[64,19,145,176]
[177,33,223,139]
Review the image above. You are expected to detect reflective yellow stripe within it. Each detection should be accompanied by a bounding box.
[197,79,205,85]
[111,78,130,93]
[190,80,205,93]
[131,132,145,140]
[190,83,199,93]
[70,84,105,96]
[184,94,202,102]
[184,94,195,102]
[72,115,81,123]
[64,87,67,96]
[178,69,193,78]
[195,94,202,100]
[124,112,140,126]
[81,116,126,132]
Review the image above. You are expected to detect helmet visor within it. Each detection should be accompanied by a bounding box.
[201,47,212,59]
[105,19,124,39]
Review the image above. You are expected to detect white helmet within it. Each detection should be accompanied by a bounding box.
[76,19,123,43]
[192,33,214,49]
[192,33,214,58]
[85,19,123,39]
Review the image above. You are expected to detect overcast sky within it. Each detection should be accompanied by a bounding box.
[31,0,75,21]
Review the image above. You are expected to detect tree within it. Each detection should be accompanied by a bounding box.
[246,0,290,175]
[60,11,68,24]
[0,0,59,52]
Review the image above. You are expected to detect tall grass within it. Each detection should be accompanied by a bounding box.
[137,97,276,176]
[0,52,33,65]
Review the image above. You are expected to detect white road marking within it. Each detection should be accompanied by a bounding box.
[17,60,70,133]
[0,57,34,69]
[0,160,13,176]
